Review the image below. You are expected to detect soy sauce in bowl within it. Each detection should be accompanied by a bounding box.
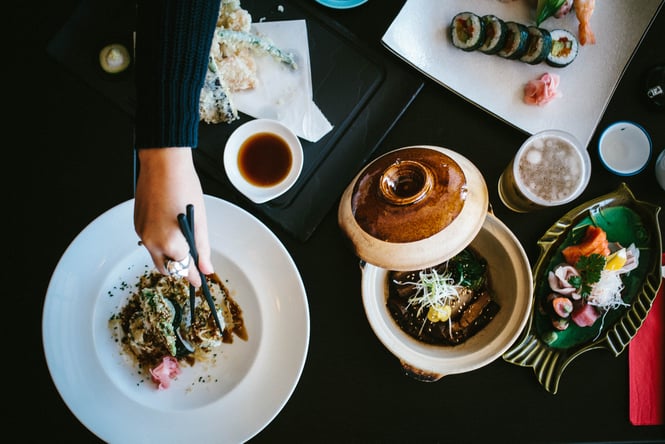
[238,132,293,187]
[224,119,303,204]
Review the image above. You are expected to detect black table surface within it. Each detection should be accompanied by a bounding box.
[18,1,664,442]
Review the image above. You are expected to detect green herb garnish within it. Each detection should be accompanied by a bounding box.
[536,0,567,26]
[567,253,605,298]
[448,248,487,291]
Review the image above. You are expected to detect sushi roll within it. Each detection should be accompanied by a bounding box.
[547,29,579,67]
[478,15,508,55]
[450,12,486,52]
[497,21,529,59]
[519,26,552,64]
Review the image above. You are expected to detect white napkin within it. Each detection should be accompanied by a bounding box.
[232,20,333,143]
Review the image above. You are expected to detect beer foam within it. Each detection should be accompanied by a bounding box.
[516,134,584,204]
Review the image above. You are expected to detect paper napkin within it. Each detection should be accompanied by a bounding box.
[628,253,664,426]
[232,20,333,143]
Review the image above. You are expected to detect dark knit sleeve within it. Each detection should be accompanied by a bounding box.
[134,0,221,149]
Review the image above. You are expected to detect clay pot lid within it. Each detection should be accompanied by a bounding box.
[338,145,488,271]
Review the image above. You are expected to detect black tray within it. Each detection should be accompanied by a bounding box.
[47,0,423,241]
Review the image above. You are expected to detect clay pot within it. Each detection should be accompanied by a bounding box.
[338,145,532,381]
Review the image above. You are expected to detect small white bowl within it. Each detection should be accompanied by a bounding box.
[598,121,652,176]
[224,119,303,204]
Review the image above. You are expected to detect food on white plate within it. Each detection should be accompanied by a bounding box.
[449,12,579,68]
[540,225,639,343]
[449,11,486,52]
[99,43,130,74]
[532,0,595,45]
[519,26,552,64]
[546,28,579,67]
[496,21,529,59]
[109,270,247,390]
[199,0,297,124]
[523,72,561,106]
[574,0,596,45]
[534,0,573,26]
[552,0,574,18]
[478,14,508,54]
[387,248,500,346]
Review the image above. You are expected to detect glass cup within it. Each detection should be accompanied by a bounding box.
[498,130,591,213]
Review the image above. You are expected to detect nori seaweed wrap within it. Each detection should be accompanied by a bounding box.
[520,26,553,64]
[478,14,508,55]
[497,21,529,59]
[450,12,486,52]
[546,28,579,67]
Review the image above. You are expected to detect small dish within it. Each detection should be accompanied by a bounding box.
[598,121,652,176]
[503,183,662,394]
[98,43,131,74]
[224,119,304,204]
[315,0,368,9]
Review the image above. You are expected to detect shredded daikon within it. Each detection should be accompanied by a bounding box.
[586,270,630,310]
[586,269,631,341]
[395,268,464,336]
[400,269,462,316]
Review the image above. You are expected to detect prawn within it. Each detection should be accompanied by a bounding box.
[574,0,596,45]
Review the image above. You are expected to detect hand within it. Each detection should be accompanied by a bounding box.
[133,147,213,287]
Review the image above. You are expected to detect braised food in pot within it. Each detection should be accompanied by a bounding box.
[387,248,500,345]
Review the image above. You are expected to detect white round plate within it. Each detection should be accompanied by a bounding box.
[315,0,368,9]
[42,195,309,443]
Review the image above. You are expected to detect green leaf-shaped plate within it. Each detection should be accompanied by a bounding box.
[503,183,662,394]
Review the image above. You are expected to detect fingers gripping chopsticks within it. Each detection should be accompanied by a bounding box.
[177,204,225,335]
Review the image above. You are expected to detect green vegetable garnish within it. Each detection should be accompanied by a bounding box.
[448,249,487,291]
[536,0,567,26]
[567,253,605,298]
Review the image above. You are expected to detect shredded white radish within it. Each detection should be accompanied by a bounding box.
[402,269,461,317]
[396,268,463,336]
[586,270,630,310]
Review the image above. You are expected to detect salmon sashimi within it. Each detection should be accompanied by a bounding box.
[562,225,610,266]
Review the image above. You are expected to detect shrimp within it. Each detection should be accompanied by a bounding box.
[574,0,596,45]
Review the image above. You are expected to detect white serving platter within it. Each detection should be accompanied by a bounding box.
[382,0,663,149]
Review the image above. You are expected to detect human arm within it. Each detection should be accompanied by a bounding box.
[133,148,212,285]
[133,0,221,286]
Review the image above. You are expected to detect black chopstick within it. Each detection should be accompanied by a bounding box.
[185,204,196,325]
[177,206,225,336]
